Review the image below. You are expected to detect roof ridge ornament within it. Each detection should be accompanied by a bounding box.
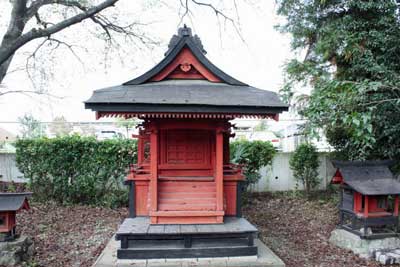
[165,25,206,56]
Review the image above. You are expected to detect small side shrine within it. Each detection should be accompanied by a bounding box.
[331,161,400,239]
[0,193,31,241]
[85,26,288,259]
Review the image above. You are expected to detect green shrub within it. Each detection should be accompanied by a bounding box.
[15,135,137,207]
[230,140,276,189]
[289,143,320,196]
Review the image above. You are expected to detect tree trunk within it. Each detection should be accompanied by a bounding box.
[0,0,27,84]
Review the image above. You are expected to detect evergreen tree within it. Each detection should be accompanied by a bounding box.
[277,0,400,160]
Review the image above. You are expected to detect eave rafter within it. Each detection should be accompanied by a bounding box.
[95,111,279,121]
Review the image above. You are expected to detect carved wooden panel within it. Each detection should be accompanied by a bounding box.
[162,129,211,167]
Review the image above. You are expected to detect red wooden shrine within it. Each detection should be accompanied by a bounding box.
[128,119,243,224]
[85,25,288,225]
[0,193,31,241]
[331,161,400,238]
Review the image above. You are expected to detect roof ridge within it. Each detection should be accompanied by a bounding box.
[122,26,247,86]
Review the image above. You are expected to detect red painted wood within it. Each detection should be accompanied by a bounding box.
[364,195,369,217]
[0,211,17,233]
[137,130,144,164]
[224,182,237,215]
[159,204,216,211]
[161,129,211,167]
[354,192,363,213]
[130,118,242,224]
[368,196,388,213]
[159,192,217,199]
[149,47,222,83]
[155,216,223,224]
[331,170,343,184]
[395,196,399,216]
[150,127,158,212]
[135,181,149,216]
[96,111,278,120]
[166,64,206,79]
[215,129,224,213]
[151,210,224,216]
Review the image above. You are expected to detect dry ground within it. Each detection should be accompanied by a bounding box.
[10,193,389,267]
[243,192,383,267]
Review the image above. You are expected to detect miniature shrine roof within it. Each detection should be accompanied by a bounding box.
[85,26,288,118]
[332,161,400,195]
[0,192,31,211]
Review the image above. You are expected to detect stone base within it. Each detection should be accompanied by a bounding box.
[92,236,285,267]
[0,236,34,266]
[329,229,400,258]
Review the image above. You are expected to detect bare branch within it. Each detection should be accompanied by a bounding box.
[186,0,246,43]
[47,37,84,65]
[0,89,62,98]
[25,37,49,90]
[0,0,119,66]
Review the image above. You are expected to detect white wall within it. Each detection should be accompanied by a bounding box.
[249,152,336,192]
[0,153,26,183]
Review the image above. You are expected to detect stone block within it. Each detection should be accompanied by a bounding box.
[93,238,284,267]
[116,259,146,267]
[329,229,400,257]
[0,235,34,266]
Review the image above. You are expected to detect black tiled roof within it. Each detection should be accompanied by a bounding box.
[332,161,400,195]
[85,80,288,114]
[85,26,288,114]
[0,192,31,211]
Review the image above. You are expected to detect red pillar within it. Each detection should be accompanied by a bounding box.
[216,129,224,218]
[137,129,143,164]
[395,195,399,216]
[364,195,369,218]
[150,127,158,223]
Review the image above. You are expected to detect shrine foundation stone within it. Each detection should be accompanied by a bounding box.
[0,236,34,266]
[329,229,400,258]
[92,236,285,267]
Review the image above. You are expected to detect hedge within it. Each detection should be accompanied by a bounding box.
[15,136,137,207]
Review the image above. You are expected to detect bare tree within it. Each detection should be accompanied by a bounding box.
[0,0,155,91]
[0,0,244,96]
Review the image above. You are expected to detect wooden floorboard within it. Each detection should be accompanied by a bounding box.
[116,216,257,238]
[147,224,165,234]
[180,224,197,233]
[164,224,180,234]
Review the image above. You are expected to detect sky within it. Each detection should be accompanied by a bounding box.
[0,0,294,134]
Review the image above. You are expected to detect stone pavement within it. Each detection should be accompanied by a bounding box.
[92,236,285,267]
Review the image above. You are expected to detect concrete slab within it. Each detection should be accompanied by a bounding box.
[92,237,285,267]
[329,229,400,258]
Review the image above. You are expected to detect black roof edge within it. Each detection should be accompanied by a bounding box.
[84,103,288,114]
[122,36,247,86]
[0,192,32,197]
[332,160,396,168]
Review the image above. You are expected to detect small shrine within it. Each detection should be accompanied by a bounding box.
[331,160,400,239]
[0,192,31,241]
[85,26,287,259]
